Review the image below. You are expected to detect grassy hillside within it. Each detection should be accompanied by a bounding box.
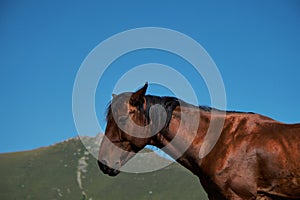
[0,137,208,200]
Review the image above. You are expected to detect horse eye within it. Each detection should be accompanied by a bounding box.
[129,110,135,115]
[118,116,128,125]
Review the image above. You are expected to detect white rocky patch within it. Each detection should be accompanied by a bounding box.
[77,156,88,188]
[77,156,90,198]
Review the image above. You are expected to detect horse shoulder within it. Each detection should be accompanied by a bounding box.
[198,114,258,198]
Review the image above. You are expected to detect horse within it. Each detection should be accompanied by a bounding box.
[98,83,300,200]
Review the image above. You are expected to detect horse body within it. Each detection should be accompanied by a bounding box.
[152,105,300,199]
[98,83,300,200]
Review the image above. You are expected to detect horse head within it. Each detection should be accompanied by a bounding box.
[98,83,157,176]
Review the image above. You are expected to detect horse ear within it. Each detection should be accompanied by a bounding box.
[130,82,148,107]
[135,82,148,96]
[112,93,117,99]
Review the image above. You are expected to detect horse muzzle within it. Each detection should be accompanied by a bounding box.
[97,160,120,176]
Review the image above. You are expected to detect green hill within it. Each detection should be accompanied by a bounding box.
[0,136,208,200]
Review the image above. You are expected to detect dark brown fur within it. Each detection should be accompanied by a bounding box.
[98,83,300,200]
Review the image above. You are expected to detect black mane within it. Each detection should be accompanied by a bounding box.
[105,94,254,126]
[144,94,254,115]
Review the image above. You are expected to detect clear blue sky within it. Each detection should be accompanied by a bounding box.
[1,1,299,153]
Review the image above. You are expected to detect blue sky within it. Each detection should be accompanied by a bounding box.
[1,1,300,153]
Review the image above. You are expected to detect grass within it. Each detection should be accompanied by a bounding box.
[0,137,208,200]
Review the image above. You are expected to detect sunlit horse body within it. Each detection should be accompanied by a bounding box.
[98,83,300,200]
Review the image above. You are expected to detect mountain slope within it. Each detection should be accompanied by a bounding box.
[0,137,208,200]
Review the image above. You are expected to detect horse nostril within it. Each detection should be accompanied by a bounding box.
[115,161,120,168]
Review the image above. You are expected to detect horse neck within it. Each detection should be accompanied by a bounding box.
[150,106,213,175]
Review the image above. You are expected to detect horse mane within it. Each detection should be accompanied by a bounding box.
[105,94,255,125]
[144,95,254,117]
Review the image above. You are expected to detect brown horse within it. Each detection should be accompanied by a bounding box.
[98,83,300,200]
